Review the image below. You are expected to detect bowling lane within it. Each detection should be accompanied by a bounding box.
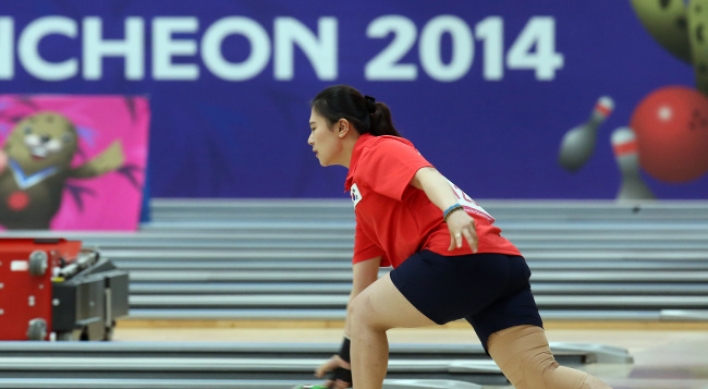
[112,327,708,389]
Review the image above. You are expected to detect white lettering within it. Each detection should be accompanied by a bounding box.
[419,15,473,82]
[3,14,562,83]
[365,15,417,81]
[507,17,564,81]
[18,16,78,81]
[476,16,504,81]
[152,17,199,80]
[0,18,13,79]
[83,17,145,80]
[202,16,270,81]
[274,17,337,81]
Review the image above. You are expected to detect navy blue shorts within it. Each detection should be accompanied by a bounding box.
[389,251,543,353]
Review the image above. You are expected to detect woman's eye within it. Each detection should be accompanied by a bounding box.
[24,127,32,134]
[62,133,73,143]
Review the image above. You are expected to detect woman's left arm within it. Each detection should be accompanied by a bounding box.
[410,167,478,252]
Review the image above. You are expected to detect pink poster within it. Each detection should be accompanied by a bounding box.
[0,95,150,231]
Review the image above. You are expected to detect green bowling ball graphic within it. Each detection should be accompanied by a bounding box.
[630,0,692,64]
[687,0,708,95]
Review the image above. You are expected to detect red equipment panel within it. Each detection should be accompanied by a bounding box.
[0,239,81,340]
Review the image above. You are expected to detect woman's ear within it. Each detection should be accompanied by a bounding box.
[338,119,349,137]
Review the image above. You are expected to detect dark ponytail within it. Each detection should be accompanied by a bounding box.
[311,85,401,137]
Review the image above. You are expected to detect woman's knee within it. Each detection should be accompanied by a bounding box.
[349,293,383,334]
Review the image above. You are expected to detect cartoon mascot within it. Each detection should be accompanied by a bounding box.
[0,111,125,229]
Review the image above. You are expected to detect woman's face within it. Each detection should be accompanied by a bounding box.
[308,108,343,167]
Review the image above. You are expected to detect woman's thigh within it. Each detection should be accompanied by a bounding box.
[349,273,436,331]
[353,251,538,333]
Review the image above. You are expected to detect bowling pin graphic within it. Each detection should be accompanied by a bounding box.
[611,127,656,201]
[558,96,614,172]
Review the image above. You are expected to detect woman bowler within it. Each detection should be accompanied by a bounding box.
[305,84,612,389]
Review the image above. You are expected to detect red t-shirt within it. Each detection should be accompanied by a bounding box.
[344,134,521,268]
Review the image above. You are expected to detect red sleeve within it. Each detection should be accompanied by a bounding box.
[358,139,433,201]
[352,222,389,266]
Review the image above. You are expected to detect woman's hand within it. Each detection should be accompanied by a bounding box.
[446,210,478,253]
[314,354,352,389]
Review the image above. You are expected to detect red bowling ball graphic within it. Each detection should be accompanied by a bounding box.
[630,86,708,183]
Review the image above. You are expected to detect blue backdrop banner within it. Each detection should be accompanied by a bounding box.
[1,0,705,199]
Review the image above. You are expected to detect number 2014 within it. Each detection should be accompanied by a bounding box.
[365,15,564,82]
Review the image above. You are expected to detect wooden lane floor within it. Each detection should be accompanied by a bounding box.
[113,322,708,389]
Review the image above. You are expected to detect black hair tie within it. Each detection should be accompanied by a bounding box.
[364,95,377,113]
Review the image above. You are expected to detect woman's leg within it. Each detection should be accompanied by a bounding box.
[488,325,613,389]
[348,273,437,389]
